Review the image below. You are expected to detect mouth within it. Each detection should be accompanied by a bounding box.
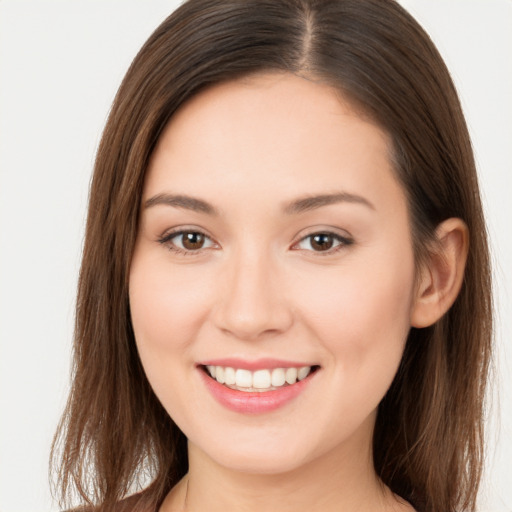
[200,364,320,393]
[197,358,321,413]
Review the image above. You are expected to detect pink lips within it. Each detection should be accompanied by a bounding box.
[197,359,318,414]
[200,358,313,371]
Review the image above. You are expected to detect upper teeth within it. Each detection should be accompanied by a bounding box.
[206,365,312,391]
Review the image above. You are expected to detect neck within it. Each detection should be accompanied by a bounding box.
[161,416,407,512]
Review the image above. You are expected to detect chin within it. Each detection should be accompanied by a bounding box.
[189,426,324,476]
[212,449,308,475]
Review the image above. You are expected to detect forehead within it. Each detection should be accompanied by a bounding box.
[144,72,403,216]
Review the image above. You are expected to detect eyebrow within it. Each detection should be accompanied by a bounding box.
[144,191,375,216]
[283,192,375,214]
[144,193,219,215]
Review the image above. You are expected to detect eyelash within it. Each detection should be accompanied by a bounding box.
[157,229,354,256]
[158,228,217,256]
[291,232,354,255]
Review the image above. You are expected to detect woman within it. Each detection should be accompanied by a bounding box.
[51,1,492,511]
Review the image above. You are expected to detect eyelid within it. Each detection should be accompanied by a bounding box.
[156,225,353,256]
[158,226,219,255]
[290,228,354,254]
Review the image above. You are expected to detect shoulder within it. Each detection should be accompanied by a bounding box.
[113,492,154,512]
[64,491,155,512]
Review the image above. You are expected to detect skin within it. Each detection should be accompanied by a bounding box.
[129,72,467,511]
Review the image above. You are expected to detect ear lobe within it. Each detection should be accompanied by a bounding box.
[410,218,469,328]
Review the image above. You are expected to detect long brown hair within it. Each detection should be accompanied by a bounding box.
[51,1,492,511]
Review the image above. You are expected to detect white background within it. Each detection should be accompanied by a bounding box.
[0,1,510,511]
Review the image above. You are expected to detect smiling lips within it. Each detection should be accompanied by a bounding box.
[206,365,312,391]
[199,361,318,413]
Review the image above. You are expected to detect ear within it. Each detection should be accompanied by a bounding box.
[411,218,469,328]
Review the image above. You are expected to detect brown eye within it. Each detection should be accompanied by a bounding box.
[159,229,215,253]
[181,231,206,250]
[294,231,353,253]
[310,233,334,251]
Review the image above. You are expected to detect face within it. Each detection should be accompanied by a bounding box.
[129,72,418,474]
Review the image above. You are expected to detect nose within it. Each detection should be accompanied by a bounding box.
[211,249,294,341]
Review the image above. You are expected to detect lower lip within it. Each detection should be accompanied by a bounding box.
[199,368,316,414]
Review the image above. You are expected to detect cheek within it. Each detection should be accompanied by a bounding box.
[128,254,215,428]
[286,253,416,446]
[129,257,212,353]
[292,251,415,381]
